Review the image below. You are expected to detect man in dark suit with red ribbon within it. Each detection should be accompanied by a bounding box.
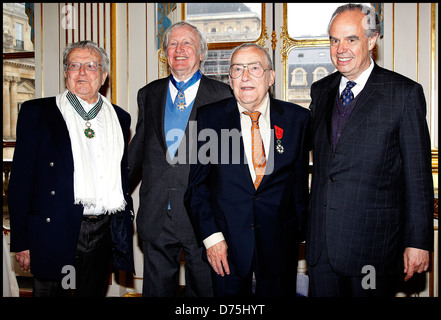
[306,4,434,297]
[185,43,310,297]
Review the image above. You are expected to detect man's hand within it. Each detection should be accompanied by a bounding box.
[403,247,430,281]
[15,250,31,272]
[206,240,230,277]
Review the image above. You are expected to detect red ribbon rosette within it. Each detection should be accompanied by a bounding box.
[274,125,283,140]
[274,125,284,154]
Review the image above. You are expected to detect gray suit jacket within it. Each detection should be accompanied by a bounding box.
[128,75,232,242]
[306,64,434,276]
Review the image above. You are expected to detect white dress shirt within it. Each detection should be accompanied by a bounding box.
[203,93,272,249]
[168,75,201,106]
[339,57,375,98]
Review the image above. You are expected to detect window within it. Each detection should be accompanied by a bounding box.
[313,67,330,82]
[3,3,35,144]
[3,3,36,235]
[291,68,307,87]
[184,3,265,83]
[15,22,24,50]
[186,3,261,43]
[282,3,372,107]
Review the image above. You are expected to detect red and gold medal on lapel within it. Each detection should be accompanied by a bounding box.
[274,125,284,154]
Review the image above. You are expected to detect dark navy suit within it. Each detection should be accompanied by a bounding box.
[8,97,135,282]
[184,96,310,296]
[306,64,434,295]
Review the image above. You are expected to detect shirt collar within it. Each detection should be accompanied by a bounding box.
[237,93,270,117]
[339,58,375,96]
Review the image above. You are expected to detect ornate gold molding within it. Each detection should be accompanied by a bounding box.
[280,3,329,100]
[255,25,269,48]
[432,149,438,173]
[271,30,277,51]
[158,47,168,78]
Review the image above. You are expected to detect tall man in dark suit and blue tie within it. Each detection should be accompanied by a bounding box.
[306,3,434,297]
[185,43,310,296]
[128,22,232,297]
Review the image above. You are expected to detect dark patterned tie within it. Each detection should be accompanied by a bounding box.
[341,81,356,107]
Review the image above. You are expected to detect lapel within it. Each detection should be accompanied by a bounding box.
[335,64,380,148]
[151,78,169,155]
[222,97,255,191]
[258,96,285,189]
[45,98,74,170]
[325,75,341,148]
[189,75,211,121]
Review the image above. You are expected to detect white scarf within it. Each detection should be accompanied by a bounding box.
[57,90,126,214]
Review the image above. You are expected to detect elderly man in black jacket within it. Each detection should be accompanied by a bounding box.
[9,40,134,297]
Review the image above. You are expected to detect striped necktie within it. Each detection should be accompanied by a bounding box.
[243,111,266,189]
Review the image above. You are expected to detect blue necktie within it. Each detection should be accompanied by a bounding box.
[341,81,356,107]
[169,70,202,112]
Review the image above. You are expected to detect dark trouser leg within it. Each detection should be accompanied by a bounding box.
[74,215,112,297]
[181,241,213,297]
[32,215,111,297]
[32,278,69,297]
[141,212,181,297]
[308,243,398,297]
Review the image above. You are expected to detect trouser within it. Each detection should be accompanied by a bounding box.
[141,210,213,297]
[33,215,112,297]
[308,243,398,297]
[212,247,298,297]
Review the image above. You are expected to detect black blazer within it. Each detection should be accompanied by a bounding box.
[306,64,434,276]
[128,75,232,243]
[8,97,135,280]
[184,96,310,278]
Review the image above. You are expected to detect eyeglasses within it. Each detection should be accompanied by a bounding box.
[229,62,271,79]
[66,62,102,71]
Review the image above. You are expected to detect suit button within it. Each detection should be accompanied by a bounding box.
[253,195,259,200]
[50,191,55,195]
[46,218,51,223]
[249,224,255,230]
[329,176,335,182]
[49,162,54,167]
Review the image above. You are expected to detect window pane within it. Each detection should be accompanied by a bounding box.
[287,47,335,108]
[287,3,371,39]
[186,3,261,43]
[3,58,35,141]
[3,3,35,142]
[287,3,341,39]
[3,3,34,53]
[204,49,232,84]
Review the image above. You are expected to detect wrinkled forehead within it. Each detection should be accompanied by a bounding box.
[67,47,101,62]
[231,47,268,67]
[169,26,199,43]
